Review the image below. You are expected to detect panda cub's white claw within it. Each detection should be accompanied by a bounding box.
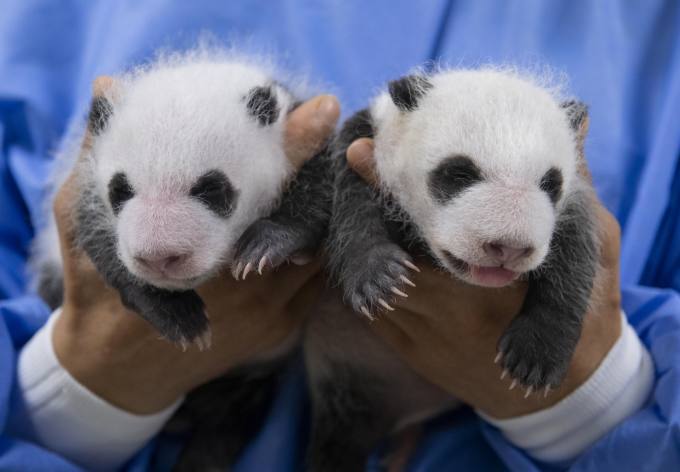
[400,275,416,287]
[242,262,253,280]
[391,286,408,298]
[195,330,213,351]
[178,339,190,352]
[360,305,374,319]
[509,379,518,390]
[494,352,502,364]
[378,298,395,311]
[500,369,508,380]
[258,255,268,275]
[524,386,533,399]
[232,262,244,280]
[402,260,421,272]
[544,386,551,398]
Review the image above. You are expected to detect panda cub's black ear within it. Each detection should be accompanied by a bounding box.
[561,100,589,153]
[561,100,589,133]
[245,85,280,126]
[388,74,433,112]
[87,96,113,136]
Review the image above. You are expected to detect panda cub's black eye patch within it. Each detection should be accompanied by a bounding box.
[108,172,134,215]
[190,170,238,218]
[540,167,563,204]
[428,155,483,204]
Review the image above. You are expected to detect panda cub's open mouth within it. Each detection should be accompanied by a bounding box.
[442,250,519,288]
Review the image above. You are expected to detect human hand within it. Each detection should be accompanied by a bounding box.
[346,137,622,418]
[52,77,339,414]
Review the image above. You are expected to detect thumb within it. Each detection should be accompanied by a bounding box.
[284,95,340,169]
[347,138,378,187]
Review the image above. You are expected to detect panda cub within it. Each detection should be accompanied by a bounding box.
[30,55,332,347]
[311,68,598,469]
[329,68,597,392]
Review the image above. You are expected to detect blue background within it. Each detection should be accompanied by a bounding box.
[0,1,679,470]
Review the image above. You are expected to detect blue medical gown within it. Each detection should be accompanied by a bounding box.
[1,1,678,470]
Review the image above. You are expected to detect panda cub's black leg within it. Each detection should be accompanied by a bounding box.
[232,147,333,278]
[307,369,390,472]
[169,359,287,472]
[75,188,210,347]
[497,189,598,392]
[326,109,418,317]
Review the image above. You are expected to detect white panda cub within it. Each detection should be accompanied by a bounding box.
[31,55,332,347]
[328,68,597,393]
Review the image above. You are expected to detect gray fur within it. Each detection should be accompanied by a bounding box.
[304,289,456,472]
[326,109,418,316]
[36,260,64,309]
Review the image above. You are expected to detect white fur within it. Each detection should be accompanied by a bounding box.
[371,69,579,283]
[36,54,297,292]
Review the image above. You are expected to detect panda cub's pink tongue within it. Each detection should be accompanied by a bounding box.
[471,265,519,287]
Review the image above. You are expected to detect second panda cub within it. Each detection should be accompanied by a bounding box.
[329,68,598,392]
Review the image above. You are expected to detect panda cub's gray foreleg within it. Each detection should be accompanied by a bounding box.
[326,109,418,317]
[498,185,598,391]
[74,181,209,347]
[233,145,334,276]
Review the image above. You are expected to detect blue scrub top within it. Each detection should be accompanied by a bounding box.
[1,1,679,471]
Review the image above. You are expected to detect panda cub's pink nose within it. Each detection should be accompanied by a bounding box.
[483,241,534,264]
[135,252,190,275]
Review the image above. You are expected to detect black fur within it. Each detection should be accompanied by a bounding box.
[245,85,279,126]
[497,188,597,389]
[326,109,419,315]
[190,169,239,218]
[428,155,484,204]
[561,100,588,132]
[307,366,392,472]
[108,172,135,215]
[233,145,333,273]
[539,167,563,205]
[75,181,209,345]
[88,96,113,135]
[388,75,432,112]
[169,359,288,472]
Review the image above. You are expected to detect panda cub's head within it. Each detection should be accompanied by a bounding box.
[83,58,295,290]
[370,69,587,288]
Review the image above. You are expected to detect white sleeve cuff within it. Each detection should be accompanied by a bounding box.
[9,309,183,471]
[478,311,654,464]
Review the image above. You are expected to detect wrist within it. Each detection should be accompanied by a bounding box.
[54,304,186,414]
[478,311,653,463]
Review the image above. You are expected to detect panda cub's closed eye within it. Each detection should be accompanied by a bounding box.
[190,170,238,218]
[539,167,563,204]
[428,155,483,204]
[108,172,134,215]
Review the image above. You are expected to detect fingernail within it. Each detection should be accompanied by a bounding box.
[353,139,374,158]
[316,96,338,120]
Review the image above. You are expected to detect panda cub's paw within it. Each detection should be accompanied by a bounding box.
[341,241,418,319]
[496,313,574,395]
[232,218,315,279]
[122,286,211,351]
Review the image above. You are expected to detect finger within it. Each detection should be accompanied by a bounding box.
[57,77,117,290]
[93,75,114,96]
[347,138,379,186]
[367,313,417,355]
[284,95,340,169]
